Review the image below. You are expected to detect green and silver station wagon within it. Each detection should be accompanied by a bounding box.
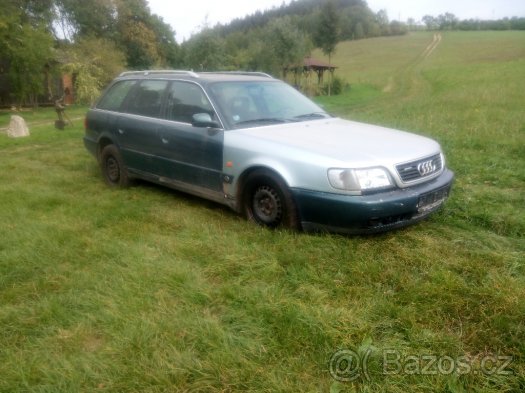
[84,70,454,233]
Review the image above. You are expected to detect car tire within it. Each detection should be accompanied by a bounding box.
[243,169,300,230]
[100,144,130,188]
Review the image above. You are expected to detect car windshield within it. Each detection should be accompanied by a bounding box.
[209,80,330,129]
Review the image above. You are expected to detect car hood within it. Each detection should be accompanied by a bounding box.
[232,117,441,166]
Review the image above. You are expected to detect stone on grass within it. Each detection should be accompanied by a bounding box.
[7,115,30,138]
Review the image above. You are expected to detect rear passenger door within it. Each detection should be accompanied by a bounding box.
[156,81,224,192]
[117,80,168,175]
[89,79,136,150]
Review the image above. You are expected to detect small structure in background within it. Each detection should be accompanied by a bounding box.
[0,68,75,108]
[284,56,337,95]
[61,75,75,105]
[7,115,30,138]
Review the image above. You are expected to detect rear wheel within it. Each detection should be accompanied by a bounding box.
[243,169,300,230]
[100,144,130,187]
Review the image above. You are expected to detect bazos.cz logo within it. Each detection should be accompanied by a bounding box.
[329,348,513,382]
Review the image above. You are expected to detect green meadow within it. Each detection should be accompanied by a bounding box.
[0,31,524,392]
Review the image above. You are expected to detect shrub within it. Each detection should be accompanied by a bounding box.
[321,75,349,96]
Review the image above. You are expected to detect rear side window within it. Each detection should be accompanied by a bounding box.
[97,80,136,111]
[125,80,168,118]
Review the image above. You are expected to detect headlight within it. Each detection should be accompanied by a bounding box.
[328,167,393,192]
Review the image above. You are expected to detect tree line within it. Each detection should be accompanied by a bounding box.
[1,0,524,106]
[421,14,525,31]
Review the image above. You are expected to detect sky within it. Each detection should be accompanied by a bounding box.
[147,0,525,43]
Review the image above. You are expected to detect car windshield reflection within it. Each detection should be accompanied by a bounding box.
[210,81,330,129]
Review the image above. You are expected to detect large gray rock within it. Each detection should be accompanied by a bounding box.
[7,115,30,138]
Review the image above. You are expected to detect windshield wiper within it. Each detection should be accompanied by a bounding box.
[294,112,330,120]
[235,118,291,126]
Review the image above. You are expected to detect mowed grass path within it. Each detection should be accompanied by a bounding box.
[1,32,524,392]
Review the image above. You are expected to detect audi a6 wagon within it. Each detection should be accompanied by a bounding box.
[84,70,454,233]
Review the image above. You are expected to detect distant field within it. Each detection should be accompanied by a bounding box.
[0,31,524,392]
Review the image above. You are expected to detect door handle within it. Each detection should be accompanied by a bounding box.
[161,137,169,144]
[118,129,124,135]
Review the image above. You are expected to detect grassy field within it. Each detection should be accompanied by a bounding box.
[0,31,524,392]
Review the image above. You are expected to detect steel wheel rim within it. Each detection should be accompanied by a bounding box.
[252,185,282,225]
[106,156,120,183]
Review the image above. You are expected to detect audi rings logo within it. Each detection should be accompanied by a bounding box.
[329,349,372,382]
[417,160,436,176]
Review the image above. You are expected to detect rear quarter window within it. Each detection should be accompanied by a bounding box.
[125,80,168,118]
[96,80,136,111]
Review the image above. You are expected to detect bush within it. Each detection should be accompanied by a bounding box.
[60,38,126,105]
[321,75,349,96]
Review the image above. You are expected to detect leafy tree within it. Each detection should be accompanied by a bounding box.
[314,1,340,58]
[354,21,365,39]
[389,20,407,36]
[184,30,225,71]
[366,22,381,37]
[17,0,55,29]
[59,38,126,104]
[149,14,180,68]
[53,0,116,40]
[118,20,161,68]
[242,38,276,72]
[437,13,459,30]
[53,0,180,68]
[510,17,525,30]
[0,2,54,105]
[376,9,390,35]
[422,15,439,30]
[314,0,340,95]
[267,17,311,74]
[339,4,379,40]
[115,0,161,68]
[7,26,53,106]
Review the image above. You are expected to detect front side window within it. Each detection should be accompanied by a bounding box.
[165,81,216,124]
[96,80,136,112]
[125,80,168,118]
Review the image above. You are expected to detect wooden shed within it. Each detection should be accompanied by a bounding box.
[284,56,337,95]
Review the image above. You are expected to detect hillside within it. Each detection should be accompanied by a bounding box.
[212,0,388,40]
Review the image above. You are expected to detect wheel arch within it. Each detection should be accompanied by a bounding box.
[235,165,292,213]
[97,136,116,161]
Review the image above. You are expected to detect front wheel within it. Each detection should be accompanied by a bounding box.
[243,169,300,230]
[100,144,130,188]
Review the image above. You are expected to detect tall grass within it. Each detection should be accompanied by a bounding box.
[0,32,524,392]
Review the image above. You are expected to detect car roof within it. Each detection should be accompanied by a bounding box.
[116,70,275,84]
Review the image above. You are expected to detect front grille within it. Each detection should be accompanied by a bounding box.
[396,154,442,183]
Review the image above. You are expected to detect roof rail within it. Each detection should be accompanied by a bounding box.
[201,71,273,79]
[119,70,199,78]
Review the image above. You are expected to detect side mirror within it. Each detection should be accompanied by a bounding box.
[192,113,220,128]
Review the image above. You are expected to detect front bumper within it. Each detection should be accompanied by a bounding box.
[291,169,454,234]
